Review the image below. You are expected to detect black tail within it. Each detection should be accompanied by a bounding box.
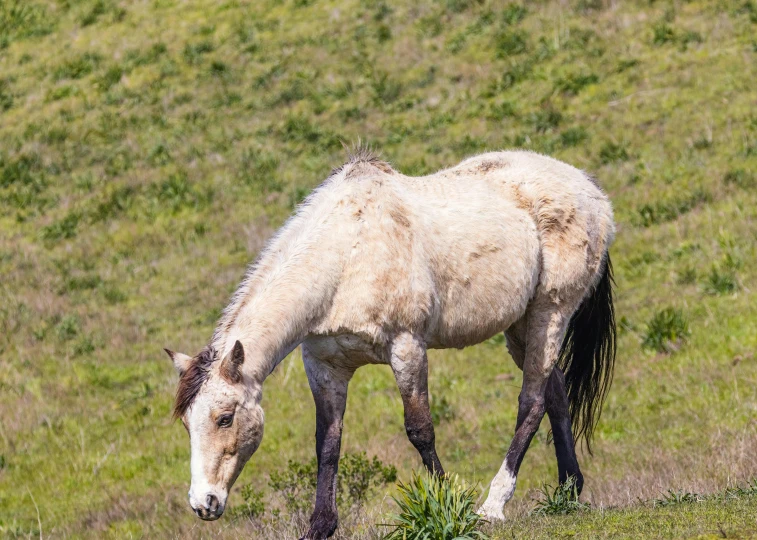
[558,253,616,454]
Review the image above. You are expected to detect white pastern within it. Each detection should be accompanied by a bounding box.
[478,466,516,521]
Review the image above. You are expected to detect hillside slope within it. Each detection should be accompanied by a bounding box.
[1,0,756,537]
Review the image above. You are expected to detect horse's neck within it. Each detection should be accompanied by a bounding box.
[211,265,325,381]
[211,206,344,382]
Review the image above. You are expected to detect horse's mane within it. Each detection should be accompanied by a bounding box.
[173,346,215,419]
[330,141,393,176]
[174,142,393,414]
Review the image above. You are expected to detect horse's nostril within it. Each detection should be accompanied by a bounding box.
[206,494,220,513]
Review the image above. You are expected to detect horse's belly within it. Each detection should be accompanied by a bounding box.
[425,278,535,349]
[424,207,540,349]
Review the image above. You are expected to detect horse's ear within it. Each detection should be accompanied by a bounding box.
[220,340,244,383]
[165,348,193,376]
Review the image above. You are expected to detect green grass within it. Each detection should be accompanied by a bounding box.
[0,0,756,538]
[531,476,589,517]
[495,489,757,539]
[384,472,487,540]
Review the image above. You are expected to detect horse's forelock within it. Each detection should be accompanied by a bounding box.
[173,346,215,419]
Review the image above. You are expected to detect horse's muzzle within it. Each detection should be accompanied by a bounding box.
[191,493,224,521]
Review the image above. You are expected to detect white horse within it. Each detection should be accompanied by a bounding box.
[165,148,616,539]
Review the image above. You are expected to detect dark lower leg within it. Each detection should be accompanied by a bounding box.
[302,350,351,540]
[545,368,583,494]
[507,392,547,474]
[403,396,444,475]
[390,333,444,475]
[303,402,343,540]
[479,390,546,518]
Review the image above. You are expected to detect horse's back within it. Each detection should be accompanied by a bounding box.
[313,150,614,350]
[443,151,615,293]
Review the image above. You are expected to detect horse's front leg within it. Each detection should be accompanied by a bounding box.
[389,333,444,475]
[301,345,354,540]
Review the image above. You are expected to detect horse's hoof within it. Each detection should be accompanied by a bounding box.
[477,504,505,522]
[299,530,333,540]
[300,516,338,540]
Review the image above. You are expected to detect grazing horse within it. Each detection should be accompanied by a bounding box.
[165,149,616,539]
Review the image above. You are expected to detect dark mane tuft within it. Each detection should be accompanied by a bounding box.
[346,140,382,164]
[328,140,393,177]
[173,346,215,419]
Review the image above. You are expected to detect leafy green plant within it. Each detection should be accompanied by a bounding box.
[371,71,403,104]
[73,336,96,356]
[0,152,44,188]
[339,452,397,509]
[724,479,757,499]
[124,42,167,67]
[0,79,13,111]
[501,4,527,25]
[148,173,213,214]
[259,452,396,518]
[703,266,737,295]
[635,190,710,227]
[495,29,529,57]
[183,40,214,65]
[0,0,50,49]
[445,0,482,14]
[724,169,755,190]
[678,30,703,51]
[383,472,487,540]
[531,475,589,516]
[652,21,676,45]
[496,59,534,90]
[653,489,701,507]
[702,239,741,296]
[599,141,629,164]
[231,484,266,520]
[560,127,589,147]
[676,266,697,285]
[91,185,135,222]
[55,315,80,341]
[61,274,102,293]
[102,285,127,304]
[80,0,107,26]
[487,100,517,120]
[528,109,562,133]
[53,53,102,81]
[266,457,316,515]
[97,65,124,90]
[281,115,340,149]
[642,308,690,353]
[41,212,81,241]
[554,73,599,96]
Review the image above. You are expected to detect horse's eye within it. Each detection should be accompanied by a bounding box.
[217,414,234,428]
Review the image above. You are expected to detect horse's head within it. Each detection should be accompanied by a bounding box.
[165,340,264,520]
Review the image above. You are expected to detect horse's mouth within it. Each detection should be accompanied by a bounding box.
[193,505,224,521]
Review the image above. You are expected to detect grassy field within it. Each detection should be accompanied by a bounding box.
[1,0,756,537]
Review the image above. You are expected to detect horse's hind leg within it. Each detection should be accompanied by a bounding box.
[505,324,583,493]
[546,368,584,493]
[479,297,579,520]
[389,332,444,475]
